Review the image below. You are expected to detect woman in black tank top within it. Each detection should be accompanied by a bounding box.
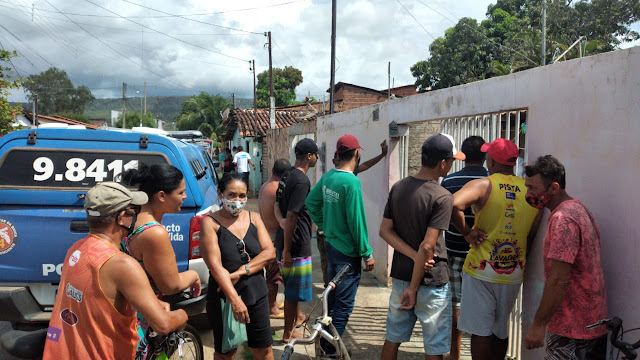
[200,172,276,360]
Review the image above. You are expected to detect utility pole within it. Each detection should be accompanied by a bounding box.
[31,3,34,21]
[122,82,126,128]
[252,60,257,134]
[143,81,147,114]
[32,94,38,127]
[232,93,236,109]
[268,31,275,129]
[388,62,391,100]
[542,0,547,66]
[329,0,337,114]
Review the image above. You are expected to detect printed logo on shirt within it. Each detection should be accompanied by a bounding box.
[68,250,81,267]
[468,239,524,275]
[60,308,79,326]
[505,192,516,200]
[322,185,340,203]
[65,283,83,303]
[46,326,62,342]
[499,184,521,192]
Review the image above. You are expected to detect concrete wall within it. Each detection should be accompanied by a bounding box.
[316,104,393,283]
[407,120,441,175]
[318,46,640,358]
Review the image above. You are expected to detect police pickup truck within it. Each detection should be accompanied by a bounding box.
[0,127,218,334]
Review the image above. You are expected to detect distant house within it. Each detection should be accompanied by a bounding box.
[16,111,100,129]
[221,81,418,194]
[222,108,316,194]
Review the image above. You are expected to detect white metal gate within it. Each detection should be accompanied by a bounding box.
[440,108,528,359]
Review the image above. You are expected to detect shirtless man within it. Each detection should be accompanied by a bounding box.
[258,158,291,318]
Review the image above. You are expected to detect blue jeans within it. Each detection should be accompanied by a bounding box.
[321,242,363,354]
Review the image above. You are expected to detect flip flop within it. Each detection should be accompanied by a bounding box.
[270,312,285,319]
[278,303,284,309]
[295,315,310,328]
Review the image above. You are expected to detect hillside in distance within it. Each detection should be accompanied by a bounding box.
[84,96,254,122]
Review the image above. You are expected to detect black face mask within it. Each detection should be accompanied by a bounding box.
[120,211,137,236]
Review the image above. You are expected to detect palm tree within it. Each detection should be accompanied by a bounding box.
[176,92,231,139]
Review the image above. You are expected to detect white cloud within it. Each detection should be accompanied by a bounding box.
[7,0,633,105]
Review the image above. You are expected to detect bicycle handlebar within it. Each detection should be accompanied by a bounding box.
[607,317,640,360]
[589,317,640,360]
[329,264,352,287]
[281,345,294,360]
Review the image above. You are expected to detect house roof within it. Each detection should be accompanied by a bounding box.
[223,108,316,140]
[326,82,388,96]
[326,81,418,98]
[23,111,99,129]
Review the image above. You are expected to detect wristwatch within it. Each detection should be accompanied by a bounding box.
[245,263,251,276]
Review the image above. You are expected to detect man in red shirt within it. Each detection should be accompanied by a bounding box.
[523,155,608,359]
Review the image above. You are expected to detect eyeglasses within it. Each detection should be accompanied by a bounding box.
[237,240,250,264]
[123,206,142,216]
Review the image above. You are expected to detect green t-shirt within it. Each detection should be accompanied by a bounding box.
[306,169,372,258]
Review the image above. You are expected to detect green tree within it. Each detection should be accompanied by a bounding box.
[176,92,231,138]
[411,0,640,90]
[0,50,23,136]
[114,112,156,129]
[24,67,95,115]
[411,18,492,91]
[256,66,303,108]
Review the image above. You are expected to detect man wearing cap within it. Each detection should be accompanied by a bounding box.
[451,138,541,360]
[440,136,489,360]
[306,134,375,356]
[43,182,188,360]
[274,138,319,341]
[380,134,463,360]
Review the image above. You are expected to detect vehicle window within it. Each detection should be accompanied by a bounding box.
[201,150,218,186]
[0,148,169,190]
[189,158,206,180]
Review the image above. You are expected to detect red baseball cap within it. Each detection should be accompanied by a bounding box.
[336,134,363,153]
[481,138,519,166]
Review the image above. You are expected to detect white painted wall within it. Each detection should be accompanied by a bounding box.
[316,105,393,283]
[318,46,640,358]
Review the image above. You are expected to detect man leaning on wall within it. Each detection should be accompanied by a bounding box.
[523,155,608,359]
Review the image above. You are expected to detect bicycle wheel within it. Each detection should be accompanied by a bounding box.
[164,324,204,360]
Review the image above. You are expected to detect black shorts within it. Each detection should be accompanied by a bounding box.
[206,293,273,353]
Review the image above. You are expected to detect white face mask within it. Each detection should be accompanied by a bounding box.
[221,195,247,216]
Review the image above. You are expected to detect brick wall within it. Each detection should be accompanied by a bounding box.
[340,88,388,111]
[407,120,441,175]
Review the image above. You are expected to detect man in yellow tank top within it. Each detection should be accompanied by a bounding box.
[450,139,542,360]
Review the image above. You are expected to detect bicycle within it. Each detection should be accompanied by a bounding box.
[281,264,353,360]
[147,286,208,360]
[588,317,640,360]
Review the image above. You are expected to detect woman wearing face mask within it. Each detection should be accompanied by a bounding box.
[121,163,202,360]
[200,172,276,360]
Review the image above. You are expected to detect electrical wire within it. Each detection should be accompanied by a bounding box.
[272,38,324,93]
[81,0,252,62]
[40,0,200,92]
[397,0,437,41]
[120,0,264,36]
[1,0,305,19]
[0,39,23,78]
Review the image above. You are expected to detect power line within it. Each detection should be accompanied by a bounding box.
[397,0,437,41]
[81,0,252,62]
[272,39,324,93]
[413,0,538,66]
[120,0,264,36]
[3,0,305,19]
[0,31,39,70]
[0,23,58,71]
[40,0,199,92]
[103,38,247,69]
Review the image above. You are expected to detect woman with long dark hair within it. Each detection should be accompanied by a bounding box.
[200,172,276,360]
[121,163,201,360]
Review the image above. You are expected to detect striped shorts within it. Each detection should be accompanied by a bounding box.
[545,332,607,360]
[278,254,313,302]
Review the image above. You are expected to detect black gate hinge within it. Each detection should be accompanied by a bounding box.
[139,135,149,149]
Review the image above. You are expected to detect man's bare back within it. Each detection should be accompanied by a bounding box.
[259,179,280,234]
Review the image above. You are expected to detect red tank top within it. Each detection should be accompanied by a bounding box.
[43,234,137,360]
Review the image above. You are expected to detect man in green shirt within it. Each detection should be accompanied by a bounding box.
[306,134,375,356]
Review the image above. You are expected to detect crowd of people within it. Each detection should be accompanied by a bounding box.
[42,132,609,360]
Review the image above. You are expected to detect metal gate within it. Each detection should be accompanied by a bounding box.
[440,108,528,359]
